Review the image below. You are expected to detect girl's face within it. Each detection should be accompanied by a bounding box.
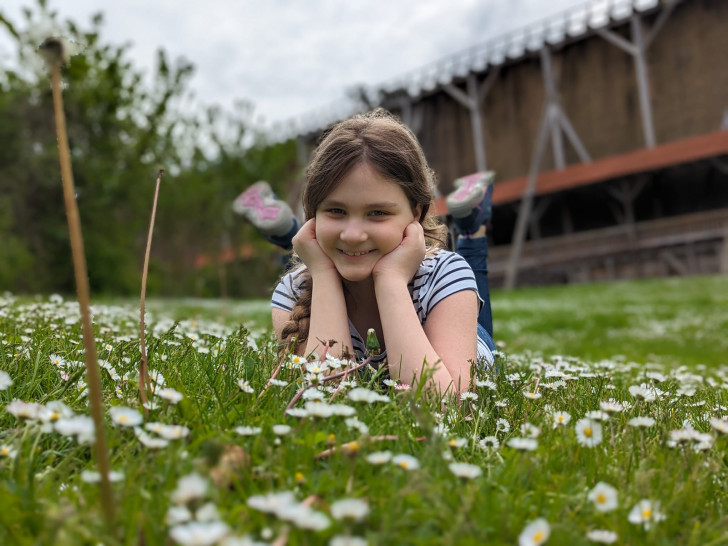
[315,163,420,283]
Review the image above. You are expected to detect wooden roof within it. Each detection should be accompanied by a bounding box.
[432,129,728,215]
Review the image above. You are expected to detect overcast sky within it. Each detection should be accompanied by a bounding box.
[1,0,591,130]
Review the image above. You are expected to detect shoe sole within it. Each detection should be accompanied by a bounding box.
[232,181,294,236]
[446,171,494,218]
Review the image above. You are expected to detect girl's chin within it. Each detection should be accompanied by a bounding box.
[335,264,375,283]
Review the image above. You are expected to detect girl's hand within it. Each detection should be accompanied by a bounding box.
[372,221,425,285]
[292,218,337,278]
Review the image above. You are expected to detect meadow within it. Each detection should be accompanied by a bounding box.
[1,275,727,545]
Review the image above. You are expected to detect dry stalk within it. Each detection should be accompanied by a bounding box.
[138,169,164,414]
[41,37,115,526]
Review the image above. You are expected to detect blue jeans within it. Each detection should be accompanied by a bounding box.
[456,236,493,339]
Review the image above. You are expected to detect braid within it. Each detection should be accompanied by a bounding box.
[278,265,312,355]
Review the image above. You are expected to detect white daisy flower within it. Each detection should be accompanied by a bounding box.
[234,426,262,436]
[628,416,656,428]
[169,521,229,546]
[575,418,603,447]
[392,454,420,470]
[285,408,309,418]
[448,462,482,479]
[518,518,550,546]
[109,406,143,427]
[247,491,297,514]
[329,535,368,546]
[587,482,618,512]
[272,424,291,436]
[80,469,125,483]
[477,436,500,451]
[520,423,541,438]
[0,371,13,390]
[552,411,571,428]
[507,437,538,451]
[157,388,184,404]
[0,445,18,459]
[365,451,392,465]
[523,391,542,400]
[460,391,478,401]
[171,473,209,505]
[585,529,618,543]
[330,498,369,521]
[628,499,666,530]
[347,387,390,404]
[237,379,255,394]
[165,505,192,526]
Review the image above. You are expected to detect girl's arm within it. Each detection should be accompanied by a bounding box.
[373,223,477,394]
[285,219,353,358]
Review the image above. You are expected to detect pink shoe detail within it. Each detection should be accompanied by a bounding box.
[449,173,484,204]
[240,187,282,221]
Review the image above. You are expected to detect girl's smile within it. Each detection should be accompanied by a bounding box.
[315,163,419,283]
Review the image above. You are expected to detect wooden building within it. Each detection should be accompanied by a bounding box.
[287,0,728,287]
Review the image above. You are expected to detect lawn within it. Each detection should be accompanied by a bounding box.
[0,275,727,545]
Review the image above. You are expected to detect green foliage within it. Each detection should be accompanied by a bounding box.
[1,281,727,544]
[0,1,299,297]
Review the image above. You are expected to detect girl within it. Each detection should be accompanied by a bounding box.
[234,109,495,394]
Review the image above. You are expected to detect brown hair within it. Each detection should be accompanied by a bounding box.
[280,108,447,352]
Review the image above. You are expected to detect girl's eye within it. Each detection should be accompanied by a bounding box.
[328,208,346,215]
[369,210,388,217]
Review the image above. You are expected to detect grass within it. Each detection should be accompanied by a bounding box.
[0,275,727,545]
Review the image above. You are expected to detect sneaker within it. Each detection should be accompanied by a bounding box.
[447,171,495,235]
[446,171,495,218]
[232,181,296,237]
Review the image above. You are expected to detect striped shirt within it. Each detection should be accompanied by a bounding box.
[271,249,494,367]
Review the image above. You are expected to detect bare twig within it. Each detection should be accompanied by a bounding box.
[41,37,115,526]
[139,169,164,414]
[285,356,373,412]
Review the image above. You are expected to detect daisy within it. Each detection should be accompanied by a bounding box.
[0,445,17,459]
[80,469,125,483]
[347,387,390,404]
[247,491,297,514]
[552,411,571,428]
[475,378,497,390]
[628,499,666,530]
[169,521,230,546]
[460,391,478,401]
[585,529,618,543]
[0,370,13,390]
[575,418,603,447]
[587,482,618,512]
[171,473,209,505]
[506,437,538,451]
[165,505,192,526]
[496,418,511,434]
[448,462,482,479]
[285,408,309,418]
[237,379,254,394]
[157,388,184,404]
[477,436,500,451]
[523,391,542,400]
[54,415,95,443]
[365,451,392,465]
[448,437,468,448]
[109,406,143,427]
[710,417,728,435]
[234,426,262,436]
[135,430,169,449]
[272,424,291,436]
[392,454,420,470]
[269,378,289,387]
[520,423,541,438]
[518,518,550,546]
[628,416,656,428]
[330,498,369,521]
[599,400,624,413]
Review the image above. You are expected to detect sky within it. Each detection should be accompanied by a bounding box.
[0,0,595,133]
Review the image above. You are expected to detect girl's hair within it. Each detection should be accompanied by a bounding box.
[280,108,447,353]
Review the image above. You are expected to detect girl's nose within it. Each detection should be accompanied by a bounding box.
[339,219,368,243]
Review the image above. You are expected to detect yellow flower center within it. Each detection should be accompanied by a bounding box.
[399,461,410,469]
[119,416,128,423]
[584,428,592,437]
[557,416,563,422]
[597,494,606,504]
[533,531,544,542]
[1,447,8,456]
[642,508,652,519]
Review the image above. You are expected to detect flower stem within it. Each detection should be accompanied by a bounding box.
[48,52,115,527]
[139,169,164,414]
